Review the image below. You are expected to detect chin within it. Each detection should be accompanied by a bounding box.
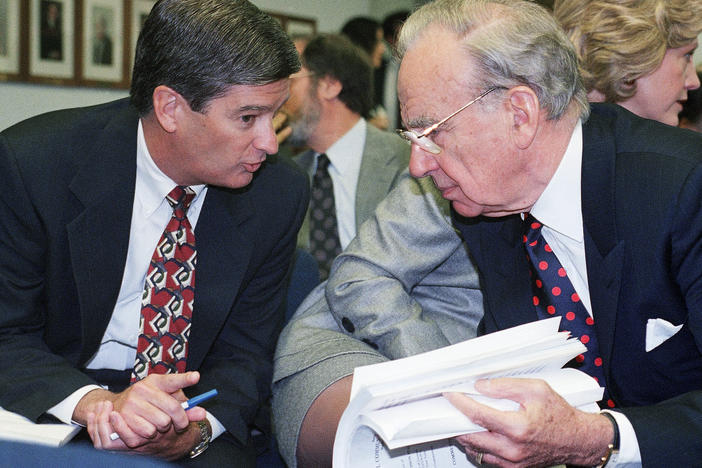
[452,201,483,218]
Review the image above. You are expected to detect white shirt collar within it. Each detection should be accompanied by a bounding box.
[323,117,366,174]
[136,119,205,216]
[530,120,583,242]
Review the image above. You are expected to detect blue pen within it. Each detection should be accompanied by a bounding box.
[109,389,218,440]
[181,389,218,410]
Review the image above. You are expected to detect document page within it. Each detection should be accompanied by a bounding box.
[0,406,81,447]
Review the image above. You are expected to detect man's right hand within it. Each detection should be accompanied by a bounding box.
[73,371,205,440]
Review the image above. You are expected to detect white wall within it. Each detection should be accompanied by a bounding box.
[0,82,128,130]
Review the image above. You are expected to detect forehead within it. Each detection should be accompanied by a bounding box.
[398,26,474,123]
[212,79,290,111]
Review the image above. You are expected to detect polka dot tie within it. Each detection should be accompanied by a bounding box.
[132,186,196,382]
[309,153,341,280]
[523,214,614,408]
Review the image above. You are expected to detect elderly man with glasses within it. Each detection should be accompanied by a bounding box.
[273,0,702,467]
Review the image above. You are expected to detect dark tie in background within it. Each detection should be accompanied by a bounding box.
[132,186,196,382]
[523,214,615,408]
[309,153,342,280]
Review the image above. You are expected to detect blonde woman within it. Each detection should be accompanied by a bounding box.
[554,0,702,125]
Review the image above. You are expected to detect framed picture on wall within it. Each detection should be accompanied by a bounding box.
[129,0,156,76]
[265,11,316,37]
[81,0,123,83]
[0,0,21,76]
[29,0,75,81]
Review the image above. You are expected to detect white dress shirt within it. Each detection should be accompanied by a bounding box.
[319,117,366,249]
[47,120,225,439]
[530,121,640,466]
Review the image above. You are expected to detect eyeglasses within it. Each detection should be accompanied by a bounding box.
[396,87,501,155]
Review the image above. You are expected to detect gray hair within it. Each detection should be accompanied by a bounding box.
[397,0,589,121]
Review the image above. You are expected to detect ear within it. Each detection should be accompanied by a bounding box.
[316,75,343,101]
[151,85,184,133]
[506,86,539,149]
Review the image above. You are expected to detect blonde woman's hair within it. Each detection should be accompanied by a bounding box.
[554,0,702,102]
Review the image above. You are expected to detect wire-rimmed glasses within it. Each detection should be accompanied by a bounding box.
[396,87,501,154]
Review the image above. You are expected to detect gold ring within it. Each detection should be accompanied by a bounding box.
[476,452,484,465]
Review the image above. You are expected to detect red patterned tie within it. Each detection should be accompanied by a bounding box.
[523,214,615,408]
[132,186,196,382]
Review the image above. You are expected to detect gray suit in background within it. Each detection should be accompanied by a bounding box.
[294,123,410,250]
[272,172,483,466]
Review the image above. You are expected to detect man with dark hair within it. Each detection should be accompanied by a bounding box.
[282,34,409,279]
[0,0,307,465]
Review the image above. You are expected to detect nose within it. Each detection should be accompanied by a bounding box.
[409,144,439,178]
[254,119,280,155]
[685,62,700,90]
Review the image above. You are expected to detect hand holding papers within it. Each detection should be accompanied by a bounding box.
[332,317,603,468]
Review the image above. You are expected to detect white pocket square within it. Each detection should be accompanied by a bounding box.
[645,318,683,352]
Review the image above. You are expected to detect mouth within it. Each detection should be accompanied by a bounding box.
[242,160,264,173]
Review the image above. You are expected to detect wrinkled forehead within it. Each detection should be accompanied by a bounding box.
[398,26,476,125]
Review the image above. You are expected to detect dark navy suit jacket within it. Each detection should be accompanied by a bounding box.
[454,103,702,466]
[0,99,309,446]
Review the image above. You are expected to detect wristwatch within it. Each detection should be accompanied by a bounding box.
[597,412,620,467]
[188,420,211,458]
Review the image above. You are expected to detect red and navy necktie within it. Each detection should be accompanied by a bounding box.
[523,214,614,408]
[132,186,196,382]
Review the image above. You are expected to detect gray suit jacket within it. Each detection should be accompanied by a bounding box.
[293,122,410,249]
[272,173,483,466]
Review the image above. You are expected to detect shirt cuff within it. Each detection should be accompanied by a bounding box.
[46,385,103,426]
[205,410,225,440]
[603,410,642,467]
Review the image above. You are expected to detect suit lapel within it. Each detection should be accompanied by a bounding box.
[581,114,624,382]
[67,104,139,364]
[187,186,255,368]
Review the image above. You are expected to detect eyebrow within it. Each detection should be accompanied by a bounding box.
[404,115,439,130]
[237,105,274,113]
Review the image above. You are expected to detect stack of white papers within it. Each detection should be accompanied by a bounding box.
[0,407,80,447]
[333,317,603,468]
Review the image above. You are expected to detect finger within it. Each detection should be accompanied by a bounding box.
[185,407,207,423]
[120,380,190,432]
[147,371,200,394]
[86,410,101,449]
[96,403,127,451]
[109,411,143,449]
[272,111,288,131]
[444,392,517,433]
[276,126,292,144]
[474,377,550,403]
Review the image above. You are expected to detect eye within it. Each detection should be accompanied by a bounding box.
[241,115,256,124]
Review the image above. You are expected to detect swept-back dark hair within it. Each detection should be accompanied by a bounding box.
[130,0,300,115]
[302,34,374,119]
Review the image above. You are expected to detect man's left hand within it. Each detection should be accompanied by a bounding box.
[86,399,205,460]
[444,377,613,467]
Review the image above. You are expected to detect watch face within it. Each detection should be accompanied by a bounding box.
[189,421,210,458]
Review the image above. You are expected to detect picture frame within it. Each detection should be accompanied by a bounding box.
[0,0,21,76]
[129,0,155,77]
[29,0,75,81]
[266,11,316,37]
[81,0,123,84]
